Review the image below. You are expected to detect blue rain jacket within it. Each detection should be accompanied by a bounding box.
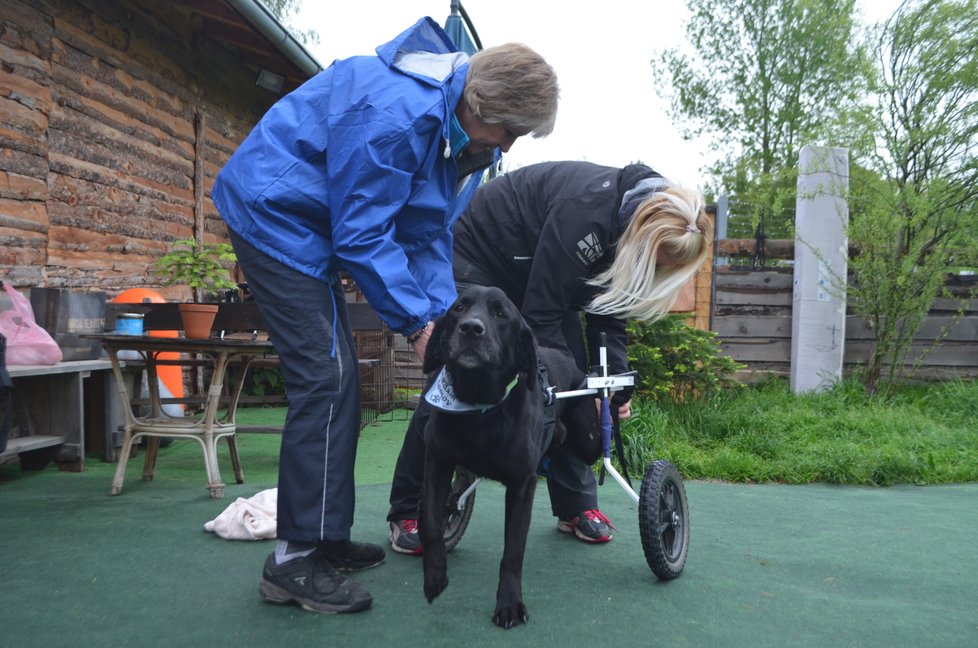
[213,18,485,336]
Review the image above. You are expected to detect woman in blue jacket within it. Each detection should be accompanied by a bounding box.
[213,17,558,614]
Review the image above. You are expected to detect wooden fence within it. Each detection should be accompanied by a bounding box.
[713,264,978,380]
[391,251,977,389]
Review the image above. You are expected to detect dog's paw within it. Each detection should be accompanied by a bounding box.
[423,570,449,603]
[422,550,448,603]
[492,601,529,629]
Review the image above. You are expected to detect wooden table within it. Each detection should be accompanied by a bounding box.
[91,334,276,498]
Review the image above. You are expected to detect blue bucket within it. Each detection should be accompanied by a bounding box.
[115,313,144,336]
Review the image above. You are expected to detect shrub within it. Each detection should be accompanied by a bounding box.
[627,315,744,402]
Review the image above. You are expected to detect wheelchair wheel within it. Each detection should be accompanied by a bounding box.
[443,466,478,553]
[638,460,689,579]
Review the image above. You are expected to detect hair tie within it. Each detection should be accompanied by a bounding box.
[685,224,701,233]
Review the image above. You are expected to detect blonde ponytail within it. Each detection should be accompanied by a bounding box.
[587,186,712,321]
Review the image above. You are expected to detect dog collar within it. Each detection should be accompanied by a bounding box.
[425,368,519,413]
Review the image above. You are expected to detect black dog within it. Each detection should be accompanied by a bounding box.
[420,285,599,629]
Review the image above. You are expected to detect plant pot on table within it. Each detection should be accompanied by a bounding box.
[178,303,219,339]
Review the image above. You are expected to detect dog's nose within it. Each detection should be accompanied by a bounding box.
[459,317,485,337]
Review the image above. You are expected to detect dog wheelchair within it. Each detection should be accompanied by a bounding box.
[439,334,690,580]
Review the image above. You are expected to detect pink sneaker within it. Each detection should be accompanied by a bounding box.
[389,519,423,555]
[557,509,615,543]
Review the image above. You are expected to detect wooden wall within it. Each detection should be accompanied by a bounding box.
[1,0,287,299]
[669,243,714,330]
[712,267,794,376]
[713,266,978,380]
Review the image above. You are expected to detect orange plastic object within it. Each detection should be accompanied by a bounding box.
[112,288,184,411]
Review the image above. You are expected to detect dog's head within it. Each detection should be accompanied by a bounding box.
[424,286,539,404]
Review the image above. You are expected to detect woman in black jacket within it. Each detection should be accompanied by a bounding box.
[387,161,713,552]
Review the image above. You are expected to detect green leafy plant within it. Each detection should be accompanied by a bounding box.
[153,238,237,302]
[627,315,744,402]
[241,366,287,398]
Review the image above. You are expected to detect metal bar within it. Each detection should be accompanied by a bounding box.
[456,478,481,510]
[603,457,639,504]
[553,388,598,400]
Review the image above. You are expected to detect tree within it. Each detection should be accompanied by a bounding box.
[654,0,871,244]
[261,0,320,47]
[845,0,978,390]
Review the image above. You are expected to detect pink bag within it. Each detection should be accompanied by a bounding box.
[0,283,63,366]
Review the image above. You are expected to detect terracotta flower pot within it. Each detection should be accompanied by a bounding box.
[178,303,219,339]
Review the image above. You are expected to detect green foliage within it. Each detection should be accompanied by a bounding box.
[153,239,238,301]
[242,366,287,398]
[260,0,320,47]
[844,0,978,390]
[619,377,978,485]
[655,0,871,221]
[660,0,978,390]
[626,315,744,402]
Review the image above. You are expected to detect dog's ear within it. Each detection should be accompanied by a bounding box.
[517,318,540,386]
[422,316,447,374]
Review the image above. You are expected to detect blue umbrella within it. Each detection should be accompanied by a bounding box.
[444,1,480,54]
[445,2,501,177]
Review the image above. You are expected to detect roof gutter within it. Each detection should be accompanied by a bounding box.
[226,0,323,77]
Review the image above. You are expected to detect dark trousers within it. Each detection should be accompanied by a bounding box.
[228,230,361,543]
[387,308,599,521]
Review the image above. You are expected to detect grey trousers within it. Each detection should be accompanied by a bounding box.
[228,230,361,542]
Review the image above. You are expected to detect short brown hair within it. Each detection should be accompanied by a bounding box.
[464,43,559,138]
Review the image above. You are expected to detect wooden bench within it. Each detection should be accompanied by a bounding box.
[1,359,115,471]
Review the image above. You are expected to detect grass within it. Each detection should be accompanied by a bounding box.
[620,377,978,486]
[221,379,978,488]
[233,406,411,485]
[234,406,289,427]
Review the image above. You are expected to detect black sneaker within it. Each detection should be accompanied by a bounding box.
[557,509,615,543]
[388,519,423,555]
[318,540,386,571]
[259,551,372,613]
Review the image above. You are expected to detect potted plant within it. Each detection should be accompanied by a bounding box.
[153,238,238,339]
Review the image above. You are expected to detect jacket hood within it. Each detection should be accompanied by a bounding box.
[617,164,669,228]
[376,17,470,150]
[376,17,468,85]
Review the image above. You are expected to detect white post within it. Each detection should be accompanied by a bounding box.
[790,146,849,393]
[715,194,729,266]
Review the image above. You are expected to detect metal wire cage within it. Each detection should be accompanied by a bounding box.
[354,328,399,428]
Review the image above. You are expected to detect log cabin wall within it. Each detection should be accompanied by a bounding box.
[1,0,308,300]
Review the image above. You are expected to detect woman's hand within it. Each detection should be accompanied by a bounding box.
[593,398,633,420]
[409,323,432,363]
[617,399,632,419]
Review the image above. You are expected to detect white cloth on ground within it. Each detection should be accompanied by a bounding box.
[204,488,277,540]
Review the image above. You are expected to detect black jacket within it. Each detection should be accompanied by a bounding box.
[453,161,661,374]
